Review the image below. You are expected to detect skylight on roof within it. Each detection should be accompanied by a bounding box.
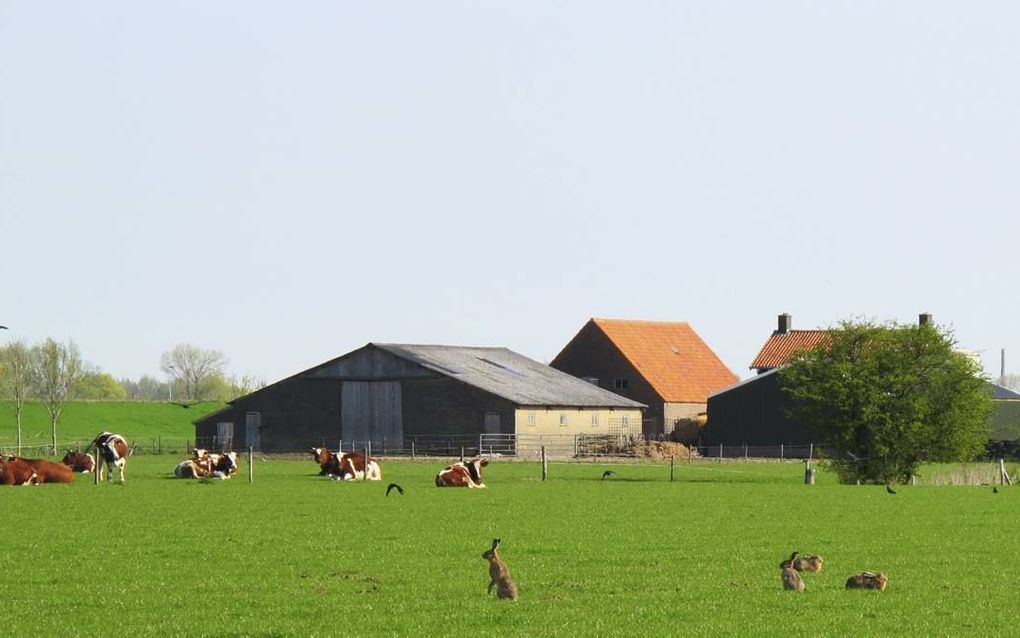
[476,357,526,378]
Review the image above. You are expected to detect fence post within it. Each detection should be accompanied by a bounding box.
[94,451,100,485]
[809,443,814,462]
[411,440,416,460]
[541,446,547,482]
[744,444,747,460]
[365,443,371,481]
[670,456,675,482]
[478,434,483,457]
[460,446,465,463]
[719,443,723,461]
[248,447,253,484]
[780,444,784,460]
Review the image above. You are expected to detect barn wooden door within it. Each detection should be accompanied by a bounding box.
[341,381,403,450]
[245,412,262,451]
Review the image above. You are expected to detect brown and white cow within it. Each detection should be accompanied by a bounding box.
[22,458,74,484]
[324,451,381,481]
[0,457,38,485]
[310,447,334,475]
[176,450,238,479]
[93,431,128,483]
[435,458,489,488]
[61,450,96,474]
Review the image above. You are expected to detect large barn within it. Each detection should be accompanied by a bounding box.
[193,343,645,455]
[550,318,738,437]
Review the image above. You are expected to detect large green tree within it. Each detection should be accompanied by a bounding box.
[779,320,991,484]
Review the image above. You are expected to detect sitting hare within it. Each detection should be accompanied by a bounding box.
[483,538,518,601]
[779,552,805,592]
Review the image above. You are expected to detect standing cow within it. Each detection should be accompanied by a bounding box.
[93,432,129,483]
[435,458,488,488]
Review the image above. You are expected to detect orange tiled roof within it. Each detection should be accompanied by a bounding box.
[592,319,739,403]
[749,330,830,370]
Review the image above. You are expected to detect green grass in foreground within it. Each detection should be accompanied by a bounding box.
[0,459,1017,636]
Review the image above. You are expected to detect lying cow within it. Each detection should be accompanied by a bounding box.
[61,450,96,473]
[175,449,239,479]
[0,457,37,486]
[21,458,74,484]
[435,458,488,488]
[93,431,129,483]
[311,448,381,481]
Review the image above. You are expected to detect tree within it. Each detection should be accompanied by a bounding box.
[0,340,34,454]
[32,338,83,455]
[160,344,227,400]
[119,374,170,401]
[72,370,128,400]
[779,320,991,484]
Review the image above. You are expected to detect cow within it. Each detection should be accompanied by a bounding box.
[92,431,129,483]
[22,458,74,484]
[183,449,238,479]
[0,457,37,485]
[324,451,381,481]
[310,447,334,475]
[173,458,211,479]
[61,450,96,474]
[435,458,488,488]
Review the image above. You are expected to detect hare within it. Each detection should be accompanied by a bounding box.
[845,572,888,591]
[482,538,518,601]
[779,553,805,592]
[793,553,824,573]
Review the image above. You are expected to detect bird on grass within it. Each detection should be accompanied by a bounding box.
[601,470,615,480]
[386,483,404,496]
[993,486,999,494]
[886,484,897,495]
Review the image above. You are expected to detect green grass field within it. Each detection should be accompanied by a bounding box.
[1,457,1017,636]
[0,401,225,451]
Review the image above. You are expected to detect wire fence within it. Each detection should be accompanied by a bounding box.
[0,438,195,458]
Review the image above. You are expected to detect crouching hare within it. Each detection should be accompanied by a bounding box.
[483,538,518,601]
[779,553,805,592]
[845,572,888,591]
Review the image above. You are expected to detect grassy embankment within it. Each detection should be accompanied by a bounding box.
[0,401,225,452]
[0,458,1016,636]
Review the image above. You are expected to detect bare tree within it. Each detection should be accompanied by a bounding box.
[160,344,227,400]
[0,340,34,454]
[32,338,83,455]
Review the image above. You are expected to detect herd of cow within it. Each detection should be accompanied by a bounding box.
[0,431,128,486]
[0,433,492,489]
[310,446,491,488]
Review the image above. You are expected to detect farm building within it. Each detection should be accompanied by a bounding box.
[706,312,1020,448]
[193,343,644,455]
[550,318,739,438]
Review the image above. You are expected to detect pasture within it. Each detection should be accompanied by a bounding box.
[1,457,1017,636]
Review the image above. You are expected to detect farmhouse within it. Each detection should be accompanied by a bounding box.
[550,318,738,437]
[193,343,644,454]
[706,313,1020,448]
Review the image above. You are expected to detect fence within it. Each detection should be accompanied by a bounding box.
[0,438,195,458]
[692,443,828,461]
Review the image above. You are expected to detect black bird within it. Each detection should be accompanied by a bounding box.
[886,484,897,494]
[993,486,999,494]
[0,325,8,330]
[602,470,615,480]
[386,483,404,496]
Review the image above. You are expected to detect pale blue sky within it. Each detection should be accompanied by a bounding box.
[2,2,1018,384]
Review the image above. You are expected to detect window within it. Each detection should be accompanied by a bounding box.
[591,414,600,427]
[622,415,630,427]
[559,414,568,427]
[614,378,629,390]
[527,413,536,426]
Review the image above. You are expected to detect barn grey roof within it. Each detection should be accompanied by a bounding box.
[373,343,646,408]
[990,383,1020,400]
